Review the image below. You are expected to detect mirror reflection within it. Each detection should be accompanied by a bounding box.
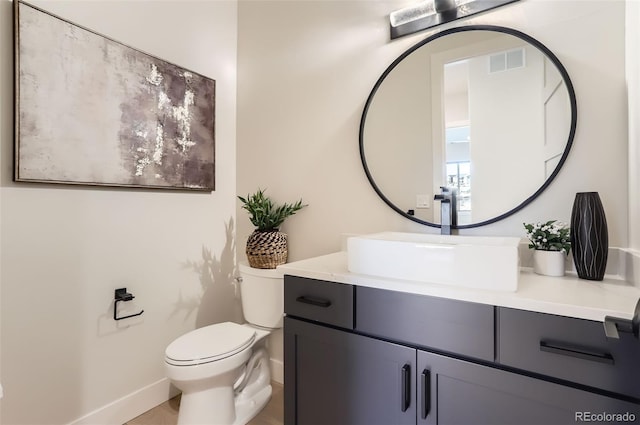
[361,26,575,228]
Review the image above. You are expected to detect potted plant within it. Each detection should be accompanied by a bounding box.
[523,220,571,277]
[238,188,307,269]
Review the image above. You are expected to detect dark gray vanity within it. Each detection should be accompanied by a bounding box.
[284,274,640,424]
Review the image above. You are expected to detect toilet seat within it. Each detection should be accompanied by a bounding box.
[165,322,256,367]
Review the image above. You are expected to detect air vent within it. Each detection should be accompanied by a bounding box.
[489,48,525,73]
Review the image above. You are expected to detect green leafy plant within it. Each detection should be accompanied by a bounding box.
[523,220,571,254]
[238,188,307,231]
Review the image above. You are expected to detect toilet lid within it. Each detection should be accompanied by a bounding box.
[165,322,256,366]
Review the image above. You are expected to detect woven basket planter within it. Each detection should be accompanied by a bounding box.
[246,230,288,269]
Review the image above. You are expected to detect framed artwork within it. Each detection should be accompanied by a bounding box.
[14,1,216,191]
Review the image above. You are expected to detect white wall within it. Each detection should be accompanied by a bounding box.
[364,46,434,222]
[628,0,640,252]
[237,0,628,261]
[237,0,422,257]
[0,1,239,423]
[469,43,545,222]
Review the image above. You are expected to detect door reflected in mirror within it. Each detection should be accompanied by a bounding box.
[360,26,576,229]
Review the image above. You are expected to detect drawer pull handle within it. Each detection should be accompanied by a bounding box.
[421,369,431,419]
[296,295,332,308]
[401,364,411,412]
[539,340,614,365]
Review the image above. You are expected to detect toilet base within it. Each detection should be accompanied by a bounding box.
[174,347,272,425]
[176,383,272,425]
[233,384,272,425]
[177,384,236,425]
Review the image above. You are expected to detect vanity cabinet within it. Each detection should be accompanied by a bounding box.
[418,350,639,425]
[284,317,417,425]
[284,276,640,424]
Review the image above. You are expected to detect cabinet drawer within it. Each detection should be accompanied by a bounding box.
[356,286,495,361]
[498,307,640,399]
[284,275,354,329]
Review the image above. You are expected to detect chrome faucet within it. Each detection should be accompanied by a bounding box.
[434,186,457,235]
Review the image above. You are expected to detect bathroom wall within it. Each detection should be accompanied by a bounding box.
[237,0,628,260]
[364,45,434,223]
[468,42,545,222]
[628,0,640,252]
[0,1,239,424]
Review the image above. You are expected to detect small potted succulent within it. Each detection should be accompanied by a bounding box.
[238,188,307,269]
[523,220,571,277]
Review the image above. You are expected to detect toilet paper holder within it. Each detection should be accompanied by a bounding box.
[114,288,144,321]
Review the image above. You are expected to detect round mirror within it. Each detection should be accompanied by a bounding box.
[360,25,576,229]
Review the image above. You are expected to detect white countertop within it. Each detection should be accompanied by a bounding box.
[278,251,640,322]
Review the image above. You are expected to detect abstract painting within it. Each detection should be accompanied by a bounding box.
[14,1,216,191]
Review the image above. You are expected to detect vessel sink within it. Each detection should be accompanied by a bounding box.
[347,232,521,291]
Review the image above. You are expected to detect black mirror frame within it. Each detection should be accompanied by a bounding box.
[359,25,577,230]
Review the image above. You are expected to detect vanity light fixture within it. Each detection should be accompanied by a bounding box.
[390,0,520,39]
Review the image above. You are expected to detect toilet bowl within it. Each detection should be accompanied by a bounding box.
[165,262,283,425]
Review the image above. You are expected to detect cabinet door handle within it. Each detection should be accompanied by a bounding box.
[295,295,332,308]
[421,369,431,419]
[539,340,614,365]
[401,364,411,412]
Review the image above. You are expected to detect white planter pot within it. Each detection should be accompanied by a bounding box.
[533,250,566,277]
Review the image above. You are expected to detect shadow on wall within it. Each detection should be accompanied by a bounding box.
[174,218,244,327]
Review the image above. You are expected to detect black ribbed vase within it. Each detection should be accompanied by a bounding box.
[570,192,608,281]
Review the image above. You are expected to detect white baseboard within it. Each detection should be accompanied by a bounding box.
[68,378,178,425]
[67,360,282,425]
[271,358,283,385]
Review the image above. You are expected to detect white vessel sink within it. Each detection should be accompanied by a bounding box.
[347,232,521,291]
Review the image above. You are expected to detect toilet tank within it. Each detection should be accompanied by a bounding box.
[239,262,284,329]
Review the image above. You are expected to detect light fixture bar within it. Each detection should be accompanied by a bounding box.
[390,1,434,28]
[390,0,520,40]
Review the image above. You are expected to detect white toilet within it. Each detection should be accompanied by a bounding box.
[165,262,284,425]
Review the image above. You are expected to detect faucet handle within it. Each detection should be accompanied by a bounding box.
[439,186,450,193]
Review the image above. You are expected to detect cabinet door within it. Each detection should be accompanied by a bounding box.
[418,350,640,425]
[285,317,416,425]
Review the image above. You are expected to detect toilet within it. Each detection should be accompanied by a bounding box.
[165,262,284,425]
